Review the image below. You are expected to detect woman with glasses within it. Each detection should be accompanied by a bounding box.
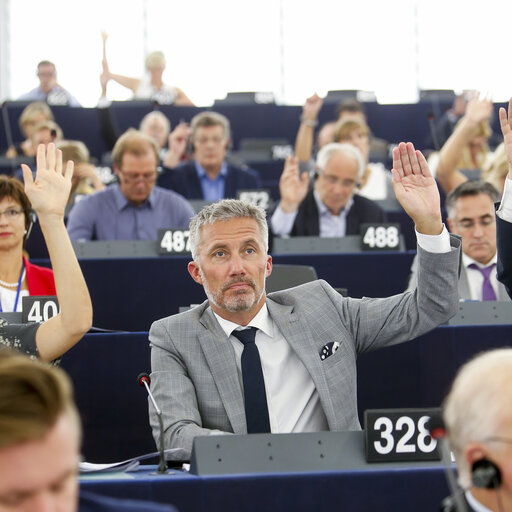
[0,176,56,312]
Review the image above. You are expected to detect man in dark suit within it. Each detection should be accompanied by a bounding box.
[497,100,512,298]
[270,142,384,237]
[157,111,261,200]
[442,348,512,512]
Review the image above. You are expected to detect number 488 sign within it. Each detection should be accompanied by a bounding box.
[360,223,401,251]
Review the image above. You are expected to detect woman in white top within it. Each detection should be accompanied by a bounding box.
[100,33,194,106]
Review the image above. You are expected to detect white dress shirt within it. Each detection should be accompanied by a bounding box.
[497,177,512,222]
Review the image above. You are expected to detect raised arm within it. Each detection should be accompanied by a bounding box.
[391,142,443,235]
[101,32,141,93]
[163,122,191,168]
[294,93,323,162]
[21,144,93,362]
[173,87,195,107]
[436,94,493,193]
[499,98,512,181]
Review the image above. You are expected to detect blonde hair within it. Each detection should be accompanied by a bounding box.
[18,102,54,136]
[0,349,81,449]
[56,140,90,165]
[482,143,508,193]
[145,51,166,70]
[333,118,370,143]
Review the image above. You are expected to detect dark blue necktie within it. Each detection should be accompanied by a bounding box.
[232,327,271,433]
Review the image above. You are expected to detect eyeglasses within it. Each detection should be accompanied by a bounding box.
[0,208,24,220]
[118,171,157,183]
[320,174,358,188]
[194,136,226,146]
[454,217,495,230]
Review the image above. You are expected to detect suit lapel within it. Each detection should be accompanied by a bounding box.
[266,298,337,426]
[198,308,247,433]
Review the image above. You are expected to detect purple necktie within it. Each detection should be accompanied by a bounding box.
[468,263,497,301]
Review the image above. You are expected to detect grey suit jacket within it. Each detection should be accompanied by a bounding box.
[406,252,511,301]
[149,237,461,458]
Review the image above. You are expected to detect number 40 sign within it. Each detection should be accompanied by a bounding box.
[22,296,60,323]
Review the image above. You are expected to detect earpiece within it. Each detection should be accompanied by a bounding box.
[472,458,501,489]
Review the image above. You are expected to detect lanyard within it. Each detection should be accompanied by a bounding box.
[0,262,25,313]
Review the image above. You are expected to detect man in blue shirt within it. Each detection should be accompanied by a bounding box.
[66,130,194,241]
[17,61,81,107]
[158,111,261,200]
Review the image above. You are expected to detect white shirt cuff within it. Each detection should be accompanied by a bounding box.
[497,177,512,222]
[415,225,451,253]
[270,205,298,236]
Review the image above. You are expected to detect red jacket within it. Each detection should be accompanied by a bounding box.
[24,256,56,295]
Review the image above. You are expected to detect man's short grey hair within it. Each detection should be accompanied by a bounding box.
[443,348,512,487]
[189,199,268,260]
[139,111,171,136]
[191,111,231,141]
[316,142,365,179]
[445,180,500,220]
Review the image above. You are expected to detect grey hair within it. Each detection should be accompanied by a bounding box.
[443,348,512,487]
[445,180,500,220]
[139,111,171,136]
[316,142,365,179]
[191,111,231,141]
[189,199,268,260]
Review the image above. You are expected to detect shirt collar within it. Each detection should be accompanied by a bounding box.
[112,183,156,211]
[213,303,274,339]
[194,160,228,181]
[462,252,498,269]
[313,189,354,218]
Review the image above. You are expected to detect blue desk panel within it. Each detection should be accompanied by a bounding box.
[80,464,450,512]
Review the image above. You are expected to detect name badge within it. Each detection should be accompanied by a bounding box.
[364,408,440,462]
[22,296,60,323]
[237,189,272,211]
[158,229,191,255]
[360,223,401,251]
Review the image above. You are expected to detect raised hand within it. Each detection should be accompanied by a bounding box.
[499,98,512,180]
[279,155,309,213]
[302,93,323,121]
[465,93,493,126]
[391,142,442,235]
[21,143,73,218]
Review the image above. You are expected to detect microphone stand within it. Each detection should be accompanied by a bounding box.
[138,373,168,474]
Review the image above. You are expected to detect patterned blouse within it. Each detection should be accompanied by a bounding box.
[0,318,40,358]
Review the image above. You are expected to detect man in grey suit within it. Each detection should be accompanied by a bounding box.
[407,180,510,301]
[149,142,461,458]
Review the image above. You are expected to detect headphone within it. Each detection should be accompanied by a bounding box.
[472,458,502,489]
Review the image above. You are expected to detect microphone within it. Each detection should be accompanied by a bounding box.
[137,372,168,474]
[427,413,468,512]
